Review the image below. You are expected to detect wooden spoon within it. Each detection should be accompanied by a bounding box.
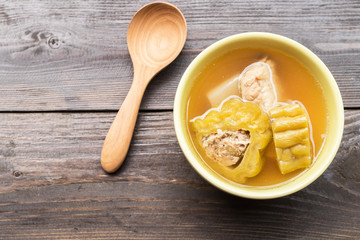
[101,2,187,173]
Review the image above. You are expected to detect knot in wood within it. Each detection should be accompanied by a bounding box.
[13,171,23,178]
[48,36,61,49]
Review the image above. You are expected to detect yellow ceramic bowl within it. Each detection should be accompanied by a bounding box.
[173,32,344,199]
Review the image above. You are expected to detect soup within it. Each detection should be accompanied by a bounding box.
[186,47,327,187]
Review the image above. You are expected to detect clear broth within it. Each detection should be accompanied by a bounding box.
[186,47,327,187]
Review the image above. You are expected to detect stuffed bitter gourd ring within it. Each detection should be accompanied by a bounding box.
[191,96,272,183]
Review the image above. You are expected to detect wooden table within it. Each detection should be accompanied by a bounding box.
[1,1,359,239]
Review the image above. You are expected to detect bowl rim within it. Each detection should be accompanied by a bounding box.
[173,32,344,199]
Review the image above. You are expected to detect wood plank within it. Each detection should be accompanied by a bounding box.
[0,0,359,111]
[0,110,359,239]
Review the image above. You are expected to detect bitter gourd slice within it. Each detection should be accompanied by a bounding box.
[191,96,272,183]
[269,103,312,174]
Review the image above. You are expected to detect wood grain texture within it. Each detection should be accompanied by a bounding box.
[0,0,359,111]
[0,0,359,239]
[101,2,187,173]
[0,110,359,239]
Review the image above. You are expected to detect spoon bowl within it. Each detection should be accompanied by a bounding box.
[128,2,187,71]
[101,2,187,173]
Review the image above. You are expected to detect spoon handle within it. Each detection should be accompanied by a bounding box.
[101,81,146,173]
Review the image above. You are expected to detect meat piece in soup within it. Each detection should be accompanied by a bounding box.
[202,129,250,167]
[239,60,277,112]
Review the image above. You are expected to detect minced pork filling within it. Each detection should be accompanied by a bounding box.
[202,129,250,167]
